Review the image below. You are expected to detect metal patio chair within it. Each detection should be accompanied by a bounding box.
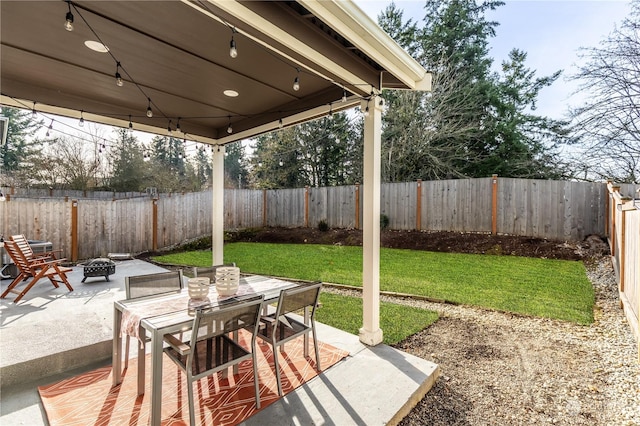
[256,281,322,396]
[123,270,184,370]
[163,294,264,424]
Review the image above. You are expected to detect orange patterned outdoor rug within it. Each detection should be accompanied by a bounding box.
[39,333,349,425]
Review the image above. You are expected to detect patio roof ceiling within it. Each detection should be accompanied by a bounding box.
[0,0,431,145]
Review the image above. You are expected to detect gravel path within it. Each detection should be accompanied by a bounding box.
[323,257,639,425]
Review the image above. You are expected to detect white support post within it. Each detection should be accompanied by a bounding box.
[359,95,383,346]
[211,145,225,265]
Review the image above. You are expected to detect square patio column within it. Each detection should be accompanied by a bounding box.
[212,145,225,266]
[359,95,383,346]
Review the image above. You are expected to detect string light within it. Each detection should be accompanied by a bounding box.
[278,118,283,128]
[167,120,172,135]
[227,116,233,134]
[128,115,133,129]
[146,98,153,118]
[279,159,283,166]
[31,102,37,118]
[176,118,181,133]
[79,110,84,127]
[115,62,123,87]
[342,88,348,103]
[229,28,238,58]
[64,1,74,32]
[293,68,300,91]
[46,120,53,137]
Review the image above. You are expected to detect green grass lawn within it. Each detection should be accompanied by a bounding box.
[317,292,439,345]
[154,242,594,325]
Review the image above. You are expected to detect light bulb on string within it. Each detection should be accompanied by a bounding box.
[227,116,233,134]
[364,104,370,117]
[229,29,238,58]
[278,118,283,129]
[79,110,84,127]
[64,1,74,31]
[146,98,153,118]
[167,120,172,135]
[279,159,283,166]
[31,102,37,118]
[46,120,53,137]
[128,115,133,129]
[342,88,347,103]
[115,62,123,87]
[176,118,181,133]
[293,68,300,91]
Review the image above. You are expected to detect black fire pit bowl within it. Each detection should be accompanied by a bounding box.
[82,258,116,283]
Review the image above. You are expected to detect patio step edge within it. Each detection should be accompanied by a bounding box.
[0,340,111,390]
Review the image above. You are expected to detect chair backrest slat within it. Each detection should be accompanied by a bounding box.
[125,270,184,300]
[3,240,31,272]
[192,295,263,343]
[10,234,34,259]
[276,282,322,318]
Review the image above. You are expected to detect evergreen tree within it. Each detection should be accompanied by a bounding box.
[224,141,249,188]
[0,107,44,186]
[378,1,566,181]
[108,129,146,191]
[193,145,212,189]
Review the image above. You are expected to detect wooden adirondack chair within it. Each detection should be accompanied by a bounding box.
[10,234,61,261]
[0,240,73,303]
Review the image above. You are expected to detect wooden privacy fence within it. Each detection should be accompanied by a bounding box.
[606,182,639,359]
[0,177,611,262]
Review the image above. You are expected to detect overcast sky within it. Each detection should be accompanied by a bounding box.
[356,0,632,120]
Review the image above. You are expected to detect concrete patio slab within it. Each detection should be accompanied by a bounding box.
[0,260,439,425]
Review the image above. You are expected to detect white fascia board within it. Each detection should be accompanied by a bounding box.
[299,0,431,92]
[196,0,372,97]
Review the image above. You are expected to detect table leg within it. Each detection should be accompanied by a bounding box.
[149,329,164,426]
[304,306,309,358]
[112,306,122,386]
[137,325,145,395]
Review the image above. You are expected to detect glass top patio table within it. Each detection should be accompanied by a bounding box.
[112,274,298,426]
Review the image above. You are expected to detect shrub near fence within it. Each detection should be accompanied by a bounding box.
[0,177,613,262]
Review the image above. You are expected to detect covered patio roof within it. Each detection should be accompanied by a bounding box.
[1,0,431,348]
[1,0,430,145]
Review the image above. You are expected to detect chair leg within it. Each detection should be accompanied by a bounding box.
[11,268,48,303]
[272,336,283,396]
[187,378,196,426]
[312,322,321,371]
[0,273,28,299]
[252,351,261,409]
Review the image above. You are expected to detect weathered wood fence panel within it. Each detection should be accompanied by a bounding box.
[225,189,263,229]
[78,198,153,258]
[157,193,211,249]
[606,182,639,357]
[0,198,71,256]
[497,178,606,241]
[421,178,492,233]
[265,188,305,227]
[382,182,416,230]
